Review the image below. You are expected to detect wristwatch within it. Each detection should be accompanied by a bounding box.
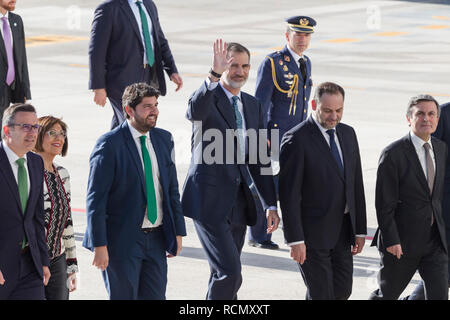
[209,69,222,79]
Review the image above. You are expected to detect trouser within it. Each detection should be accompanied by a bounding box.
[102,227,167,300]
[194,184,249,300]
[370,223,449,300]
[298,215,353,300]
[45,253,69,300]
[0,247,45,300]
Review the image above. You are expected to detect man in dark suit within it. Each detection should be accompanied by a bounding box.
[82,83,186,300]
[181,39,280,300]
[0,103,50,300]
[249,16,316,251]
[0,0,31,127]
[279,82,367,300]
[370,95,448,300]
[89,0,182,129]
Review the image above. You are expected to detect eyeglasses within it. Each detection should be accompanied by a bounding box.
[9,123,41,132]
[46,130,67,139]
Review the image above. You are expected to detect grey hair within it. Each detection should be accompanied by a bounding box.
[406,94,440,118]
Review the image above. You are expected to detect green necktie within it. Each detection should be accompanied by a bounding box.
[16,158,28,248]
[139,135,157,224]
[136,1,155,67]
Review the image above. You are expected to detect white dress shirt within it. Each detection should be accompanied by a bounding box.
[128,0,154,65]
[127,120,163,228]
[410,131,436,177]
[3,142,30,195]
[0,11,13,48]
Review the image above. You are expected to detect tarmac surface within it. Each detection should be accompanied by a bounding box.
[11,0,450,300]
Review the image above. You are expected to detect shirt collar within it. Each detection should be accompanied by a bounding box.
[1,11,9,19]
[410,131,432,151]
[311,113,335,135]
[286,45,304,63]
[127,120,149,141]
[219,82,241,102]
[2,141,28,165]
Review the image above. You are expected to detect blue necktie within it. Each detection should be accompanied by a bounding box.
[232,96,245,162]
[326,129,344,174]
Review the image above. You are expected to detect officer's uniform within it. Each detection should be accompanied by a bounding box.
[249,16,316,249]
[255,16,316,145]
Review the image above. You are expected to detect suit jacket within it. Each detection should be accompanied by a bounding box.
[88,0,178,98]
[371,134,448,257]
[181,81,277,225]
[433,102,450,245]
[0,143,48,279]
[255,45,312,141]
[0,12,31,106]
[279,117,367,249]
[82,121,186,257]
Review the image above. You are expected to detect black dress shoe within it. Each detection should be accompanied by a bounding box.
[248,240,279,250]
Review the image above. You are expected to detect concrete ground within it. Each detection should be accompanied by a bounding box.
[11,0,450,300]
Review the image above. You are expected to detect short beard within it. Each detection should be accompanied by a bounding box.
[224,77,247,89]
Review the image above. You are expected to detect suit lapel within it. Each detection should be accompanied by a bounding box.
[0,143,24,214]
[336,125,349,181]
[308,117,345,181]
[120,0,145,51]
[215,85,236,129]
[241,93,257,131]
[24,153,36,218]
[281,46,301,75]
[122,122,146,194]
[432,137,444,196]
[142,0,158,48]
[149,129,166,189]
[403,134,430,193]
[9,14,20,63]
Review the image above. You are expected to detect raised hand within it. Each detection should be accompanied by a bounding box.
[212,39,233,75]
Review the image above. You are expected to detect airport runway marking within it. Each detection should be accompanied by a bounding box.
[322,38,361,43]
[372,32,408,37]
[26,35,88,47]
[419,25,450,30]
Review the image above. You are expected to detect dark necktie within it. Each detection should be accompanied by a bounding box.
[139,135,157,224]
[1,17,15,85]
[423,142,435,225]
[298,57,307,83]
[326,129,344,174]
[136,1,155,67]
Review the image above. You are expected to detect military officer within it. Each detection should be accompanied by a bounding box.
[255,15,315,143]
[248,16,315,250]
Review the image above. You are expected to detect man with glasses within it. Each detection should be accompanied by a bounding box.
[0,0,31,127]
[0,103,50,300]
[89,0,182,129]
